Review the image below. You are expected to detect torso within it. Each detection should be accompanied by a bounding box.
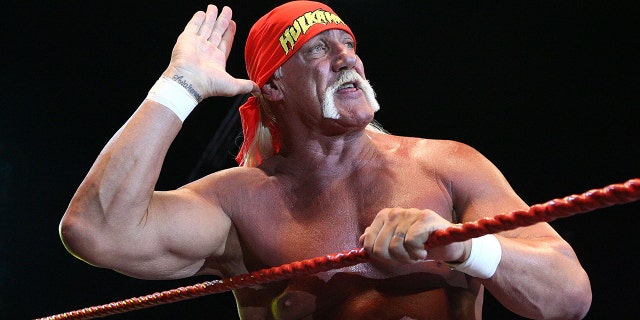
[205,134,483,319]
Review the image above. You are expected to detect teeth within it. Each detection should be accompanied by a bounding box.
[338,83,356,90]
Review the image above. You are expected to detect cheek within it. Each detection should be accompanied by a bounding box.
[281,59,333,99]
[354,58,367,78]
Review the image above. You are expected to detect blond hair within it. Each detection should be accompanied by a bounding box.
[240,95,277,167]
[239,67,386,167]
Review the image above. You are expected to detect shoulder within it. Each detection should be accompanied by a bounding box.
[187,166,275,195]
[185,166,254,186]
[368,131,481,163]
[369,132,500,187]
[181,166,274,213]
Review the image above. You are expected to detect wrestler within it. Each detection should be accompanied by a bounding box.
[59,2,592,319]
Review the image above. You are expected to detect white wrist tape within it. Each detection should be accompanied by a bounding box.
[447,234,502,279]
[146,76,199,122]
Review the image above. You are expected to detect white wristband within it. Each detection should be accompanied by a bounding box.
[446,234,502,279]
[146,76,200,122]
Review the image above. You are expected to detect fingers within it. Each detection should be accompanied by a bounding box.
[184,9,207,34]
[359,210,385,250]
[389,219,429,263]
[183,5,233,47]
[388,230,413,263]
[233,79,261,97]
[360,208,430,264]
[249,81,261,97]
[404,224,428,260]
[361,208,410,262]
[196,5,232,46]
[219,20,236,61]
[169,5,253,100]
[196,5,220,38]
[208,6,233,45]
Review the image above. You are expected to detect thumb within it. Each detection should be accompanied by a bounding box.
[234,79,260,97]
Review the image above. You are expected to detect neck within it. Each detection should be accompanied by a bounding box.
[268,128,378,179]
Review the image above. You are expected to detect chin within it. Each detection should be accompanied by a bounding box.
[335,109,375,130]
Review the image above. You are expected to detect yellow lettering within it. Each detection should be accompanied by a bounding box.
[278,29,295,55]
[312,10,327,24]
[296,15,311,34]
[277,9,347,55]
[289,22,302,41]
[325,12,343,25]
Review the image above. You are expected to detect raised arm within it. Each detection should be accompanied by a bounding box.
[59,5,256,280]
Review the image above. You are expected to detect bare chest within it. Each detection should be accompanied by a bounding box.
[233,173,452,273]
[225,169,472,319]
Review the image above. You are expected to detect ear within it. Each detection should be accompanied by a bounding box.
[261,80,284,101]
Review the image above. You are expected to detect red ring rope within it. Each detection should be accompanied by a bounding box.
[37,178,640,320]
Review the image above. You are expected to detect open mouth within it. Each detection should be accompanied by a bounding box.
[337,81,358,91]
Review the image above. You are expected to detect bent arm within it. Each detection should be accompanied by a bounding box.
[60,100,232,279]
[449,142,592,319]
[59,5,256,280]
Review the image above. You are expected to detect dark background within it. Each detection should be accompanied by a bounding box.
[1,1,638,319]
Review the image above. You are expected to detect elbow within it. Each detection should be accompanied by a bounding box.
[524,267,592,320]
[568,275,592,319]
[59,205,104,267]
[555,271,592,320]
[59,210,86,262]
[59,210,80,256]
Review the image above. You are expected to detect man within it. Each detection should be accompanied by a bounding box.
[59,2,592,319]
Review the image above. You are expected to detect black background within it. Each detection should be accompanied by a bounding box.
[1,1,638,319]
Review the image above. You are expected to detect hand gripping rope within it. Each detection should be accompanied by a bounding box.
[37,178,640,320]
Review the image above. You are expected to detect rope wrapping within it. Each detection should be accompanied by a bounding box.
[37,178,640,320]
[426,178,640,247]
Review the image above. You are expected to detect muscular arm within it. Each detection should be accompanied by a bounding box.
[59,5,257,280]
[448,142,592,319]
[361,139,591,319]
[60,102,231,279]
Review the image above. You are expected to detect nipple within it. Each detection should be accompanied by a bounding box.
[271,290,317,320]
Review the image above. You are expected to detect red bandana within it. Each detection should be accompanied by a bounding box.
[236,1,355,166]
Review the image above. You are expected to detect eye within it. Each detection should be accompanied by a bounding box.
[310,43,327,53]
[344,41,356,50]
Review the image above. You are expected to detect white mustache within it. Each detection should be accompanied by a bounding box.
[322,70,380,119]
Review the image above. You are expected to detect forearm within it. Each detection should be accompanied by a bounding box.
[91,101,180,216]
[59,5,255,276]
[484,235,592,319]
[60,100,182,257]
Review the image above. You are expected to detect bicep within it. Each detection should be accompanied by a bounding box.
[444,144,521,217]
[111,187,232,280]
[448,144,562,239]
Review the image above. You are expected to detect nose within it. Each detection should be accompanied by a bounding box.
[332,43,357,72]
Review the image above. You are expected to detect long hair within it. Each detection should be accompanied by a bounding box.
[239,67,387,167]
[240,95,277,167]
